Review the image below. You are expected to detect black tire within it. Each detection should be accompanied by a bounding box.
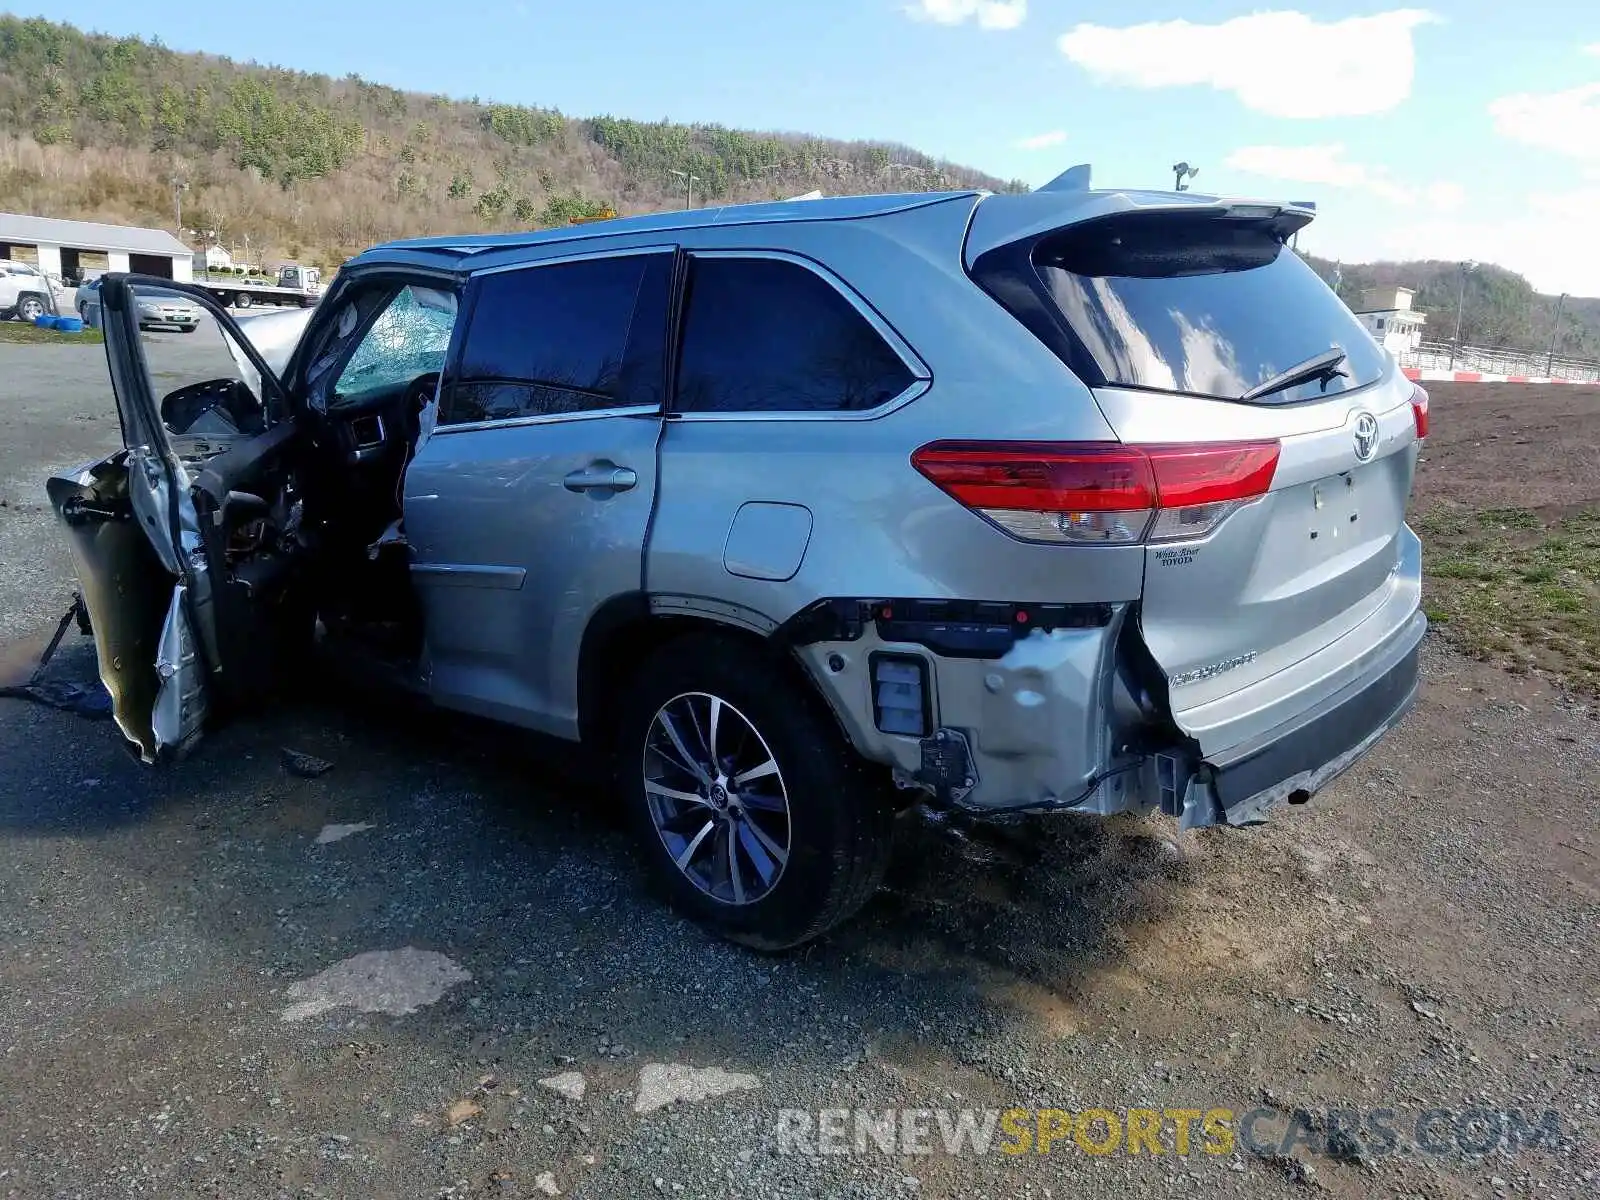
[235,292,253,309]
[17,295,45,322]
[617,632,894,951]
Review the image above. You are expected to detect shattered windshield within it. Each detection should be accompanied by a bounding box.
[333,285,457,403]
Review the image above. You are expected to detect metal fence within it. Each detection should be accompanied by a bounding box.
[1399,339,1600,382]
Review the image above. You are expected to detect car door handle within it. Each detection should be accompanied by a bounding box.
[563,464,638,493]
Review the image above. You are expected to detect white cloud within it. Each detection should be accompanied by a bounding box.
[1016,130,1067,151]
[1225,144,1464,210]
[1058,9,1437,118]
[1528,187,1600,222]
[1585,43,1600,56]
[1359,195,1600,295]
[905,0,1026,31]
[1424,181,1467,211]
[1489,83,1600,160]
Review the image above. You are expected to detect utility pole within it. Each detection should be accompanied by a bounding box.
[1545,292,1569,375]
[1449,260,1474,371]
[670,169,702,210]
[171,176,188,233]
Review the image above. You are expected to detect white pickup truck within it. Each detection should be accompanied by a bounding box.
[0,258,61,322]
[192,264,322,310]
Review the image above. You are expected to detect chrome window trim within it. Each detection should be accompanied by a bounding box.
[668,247,931,424]
[431,403,659,437]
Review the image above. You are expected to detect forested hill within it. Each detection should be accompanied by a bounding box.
[1302,255,1600,362]
[0,15,1023,267]
[3,13,1593,357]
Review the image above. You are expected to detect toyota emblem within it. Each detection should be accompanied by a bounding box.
[1352,412,1380,462]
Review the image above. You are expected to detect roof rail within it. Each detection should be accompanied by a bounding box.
[1036,164,1092,193]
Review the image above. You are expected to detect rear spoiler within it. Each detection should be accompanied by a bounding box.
[964,190,1317,267]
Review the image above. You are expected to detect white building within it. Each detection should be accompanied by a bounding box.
[1354,286,1426,356]
[0,212,193,284]
[202,243,234,271]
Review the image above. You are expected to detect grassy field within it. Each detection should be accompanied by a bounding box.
[0,322,102,345]
[1416,504,1599,693]
[1408,381,1600,696]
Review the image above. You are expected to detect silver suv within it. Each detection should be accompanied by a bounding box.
[48,181,1427,948]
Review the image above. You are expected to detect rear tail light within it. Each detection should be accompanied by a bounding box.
[1409,384,1430,440]
[910,440,1280,545]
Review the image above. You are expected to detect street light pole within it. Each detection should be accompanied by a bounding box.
[1449,261,1473,371]
[670,169,701,210]
[1545,292,1569,375]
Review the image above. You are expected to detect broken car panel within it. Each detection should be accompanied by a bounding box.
[46,181,1426,946]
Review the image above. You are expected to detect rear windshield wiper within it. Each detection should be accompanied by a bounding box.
[1241,346,1348,402]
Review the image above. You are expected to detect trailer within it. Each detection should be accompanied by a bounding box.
[192,264,322,310]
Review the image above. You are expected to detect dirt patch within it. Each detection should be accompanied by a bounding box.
[1411,383,1600,692]
[1412,382,1599,513]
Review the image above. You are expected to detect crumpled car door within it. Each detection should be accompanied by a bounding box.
[46,275,291,761]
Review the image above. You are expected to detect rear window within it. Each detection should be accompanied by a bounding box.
[674,256,915,413]
[1029,213,1387,404]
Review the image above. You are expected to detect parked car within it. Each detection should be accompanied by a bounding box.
[77,276,200,332]
[0,258,59,322]
[47,181,1428,948]
[73,275,99,324]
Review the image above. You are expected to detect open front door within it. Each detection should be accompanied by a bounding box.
[47,274,298,762]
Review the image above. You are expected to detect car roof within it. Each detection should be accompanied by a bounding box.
[355,190,982,267]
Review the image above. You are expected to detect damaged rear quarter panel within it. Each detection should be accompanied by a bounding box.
[794,606,1147,813]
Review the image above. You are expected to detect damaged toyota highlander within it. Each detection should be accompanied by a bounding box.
[47,175,1428,949]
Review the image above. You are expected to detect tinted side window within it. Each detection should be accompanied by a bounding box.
[675,256,914,413]
[442,253,670,425]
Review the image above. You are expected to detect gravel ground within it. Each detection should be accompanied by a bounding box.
[1,346,1596,1199]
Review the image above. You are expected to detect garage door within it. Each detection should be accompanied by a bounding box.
[129,253,174,279]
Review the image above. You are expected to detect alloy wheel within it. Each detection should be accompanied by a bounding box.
[642,691,792,906]
[18,297,43,321]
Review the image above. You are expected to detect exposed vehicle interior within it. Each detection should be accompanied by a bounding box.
[147,277,461,707]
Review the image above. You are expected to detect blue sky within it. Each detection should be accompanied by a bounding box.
[8,1,1600,293]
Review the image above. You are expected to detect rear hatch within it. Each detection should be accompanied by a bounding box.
[967,200,1426,756]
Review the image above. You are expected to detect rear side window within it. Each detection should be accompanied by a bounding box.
[674,256,914,413]
[443,253,671,425]
[1014,213,1388,404]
